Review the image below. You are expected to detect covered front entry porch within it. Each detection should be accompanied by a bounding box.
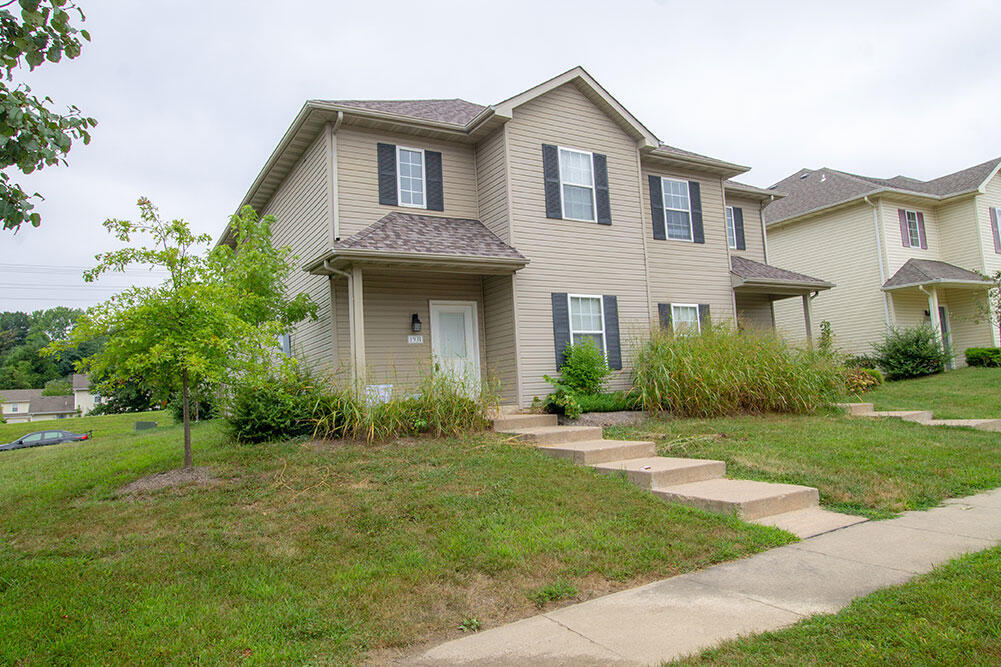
[304,212,528,402]
[730,256,834,343]
[882,259,995,366]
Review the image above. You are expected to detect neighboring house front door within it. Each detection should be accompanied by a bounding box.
[429,301,480,391]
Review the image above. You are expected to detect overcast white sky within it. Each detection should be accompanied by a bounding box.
[2,0,999,312]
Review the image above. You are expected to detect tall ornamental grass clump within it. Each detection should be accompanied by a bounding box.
[633,322,844,417]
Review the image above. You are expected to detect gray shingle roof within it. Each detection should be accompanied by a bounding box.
[731,256,832,286]
[0,388,41,403]
[882,258,993,290]
[766,157,1001,224]
[72,373,89,390]
[322,99,487,125]
[334,212,527,261]
[30,395,75,414]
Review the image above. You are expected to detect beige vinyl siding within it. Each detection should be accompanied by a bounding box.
[941,288,992,364]
[505,82,650,404]
[359,270,486,388]
[880,199,941,276]
[724,195,767,263]
[769,201,886,354]
[261,132,335,371]
[482,274,519,404]
[336,126,478,239]
[937,197,982,270]
[976,173,1001,345]
[643,167,735,325]
[735,293,775,330]
[474,128,510,242]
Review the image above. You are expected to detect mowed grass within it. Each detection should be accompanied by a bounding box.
[863,366,1001,419]
[676,546,1001,665]
[0,415,791,664]
[609,413,1001,519]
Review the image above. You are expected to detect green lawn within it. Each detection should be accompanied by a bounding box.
[608,412,1001,519]
[863,366,1001,419]
[676,546,1001,665]
[0,414,789,664]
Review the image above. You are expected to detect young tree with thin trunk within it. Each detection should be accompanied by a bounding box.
[48,198,315,468]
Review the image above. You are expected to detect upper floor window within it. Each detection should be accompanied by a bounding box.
[397,147,426,208]
[904,210,920,247]
[558,148,596,221]
[662,177,692,241]
[672,303,701,334]
[568,294,606,355]
[725,206,737,249]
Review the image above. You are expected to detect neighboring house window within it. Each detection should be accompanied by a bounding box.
[558,147,596,221]
[662,177,692,241]
[905,210,921,247]
[278,333,292,357]
[672,304,701,334]
[568,295,606,354]
[10,404,18,412]
[725,206,737,249]
[397,147,426,208]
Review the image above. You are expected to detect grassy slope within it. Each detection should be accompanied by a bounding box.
[0,414,790,664]
[609,413,1001,519]
[676,546,1001,665]
[863,366,1001,419]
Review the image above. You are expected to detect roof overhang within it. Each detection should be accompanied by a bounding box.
[767,188,980,229]
[731,273,834,297]
[642,147,749,179]
[882,278,994,292]
[725,182,787,201]
[305,248,529,276]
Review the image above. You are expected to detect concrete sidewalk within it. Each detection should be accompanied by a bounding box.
[418,489,1001,665]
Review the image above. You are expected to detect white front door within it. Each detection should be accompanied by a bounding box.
[429,300,480,390]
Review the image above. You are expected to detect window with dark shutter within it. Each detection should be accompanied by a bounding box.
[733,207,745,250]
[698,304,711,328]
[658,303,672,330]
[551,292,571,367]
[602,295,621,370]
[649,175,666,240]
[898,209,910,247]
[916,212,927,249]
[689,181,704,244]
[542,144,562,219]
[377,143,398,206]
[594,153,611,225]
[425,150,444,211]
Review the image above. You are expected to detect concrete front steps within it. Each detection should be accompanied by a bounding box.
[838,402,1001,432]
[492,408,865,539]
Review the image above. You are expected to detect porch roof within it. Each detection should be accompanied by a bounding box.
[730,256,834,297]
[305,212,529,275]
[882,258,994,291]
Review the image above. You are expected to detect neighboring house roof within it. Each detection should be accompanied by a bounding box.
[71,373,90,391]
[305,212,528,274]
[766,157,1001,225]
[882,258,994,291]
[30,395,75,415]
[0,388,41,403]
[730,256,833,290]
[321,99,487,126]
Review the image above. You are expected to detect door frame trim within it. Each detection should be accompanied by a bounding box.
[428,300,481,380]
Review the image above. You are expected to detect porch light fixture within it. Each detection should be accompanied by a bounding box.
[411,313,422,332]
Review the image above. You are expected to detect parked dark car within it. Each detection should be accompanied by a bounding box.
[0,429,90,452]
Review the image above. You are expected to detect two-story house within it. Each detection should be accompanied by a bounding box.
[766,157,1001,364]
[222,67,831,406]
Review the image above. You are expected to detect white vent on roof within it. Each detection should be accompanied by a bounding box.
[799,172,809,179]
[820,174,826,182]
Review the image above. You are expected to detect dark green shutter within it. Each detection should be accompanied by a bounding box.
[689,181,704,244]
[602,295,621,370]
[542,144,562,219]
[658,303,672,330]
[425,150,443,211]
[594,153,611,225]
[698,304,711,329]
[377,143,397,206]
[649,175,665,240]
[552,292,570,368]
[733,207,746,250]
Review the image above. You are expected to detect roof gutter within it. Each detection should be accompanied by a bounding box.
[883,278,995,292]
[305,248,529,274]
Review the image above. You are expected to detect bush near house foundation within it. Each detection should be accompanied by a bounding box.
[632,323,844,417]
[873,325,951,380]
[965,347,1001,368]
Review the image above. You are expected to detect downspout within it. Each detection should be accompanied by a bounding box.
[326,111,343,246]
[324,259,356,380]
[866,195,893,333]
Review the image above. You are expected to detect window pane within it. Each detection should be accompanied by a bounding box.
[570,296,603,332]
[906,211,920,246]
[663,179,690,211]
[398,149,424,206]
[725,208,736,248]
[563,184,595,220]
[666,210,692,240]
[572,332,604,352]
[672,305,700,333]
[559,149,592,186]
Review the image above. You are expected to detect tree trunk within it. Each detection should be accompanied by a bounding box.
[182,367,192,468]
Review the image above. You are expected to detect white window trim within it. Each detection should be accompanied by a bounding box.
[396,145,427,209]
[725,206,737,249]
[661,176,693,242]
[671,302,701,334]
[557,146,597,223]
[567,293,607,357]
[904,209,922,248]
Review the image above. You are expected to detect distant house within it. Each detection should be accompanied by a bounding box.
[0,374,98,423]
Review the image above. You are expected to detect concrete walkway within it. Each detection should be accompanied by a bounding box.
[839,402,1001,431]
[418,488,1001,665]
